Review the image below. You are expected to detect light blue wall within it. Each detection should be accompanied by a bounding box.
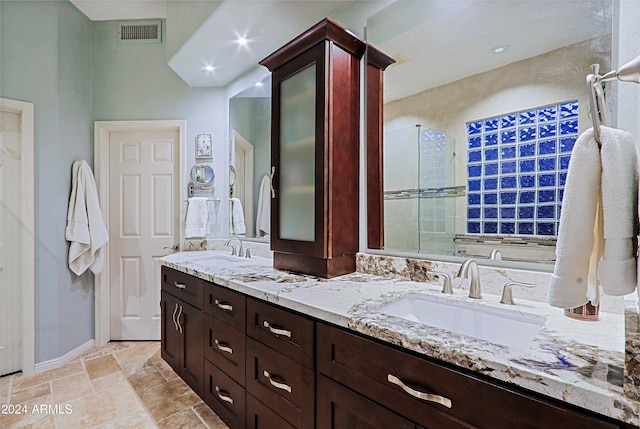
[0,0,94,362]
[1,2,226,364]
[92,20,227,211]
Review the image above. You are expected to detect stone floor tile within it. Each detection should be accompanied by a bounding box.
[157,409,208,429]
[84,354,122,380]
[138,378,201,421]
[9,382,50,405]
[194,402,230,429]
[51,372,92,404]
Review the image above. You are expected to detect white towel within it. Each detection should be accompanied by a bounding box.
[230,198,246,235]
[256,174,271,236]
[185,197,209,238]
[66,160,109,276]
[549,127,639,308]
[598,126,638,296]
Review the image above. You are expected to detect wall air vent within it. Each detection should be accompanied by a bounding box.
[118,20,162,44]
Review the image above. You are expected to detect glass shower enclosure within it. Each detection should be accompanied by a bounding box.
[383,125,457,255]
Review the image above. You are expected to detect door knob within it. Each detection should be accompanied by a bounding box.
[163,244,179,251]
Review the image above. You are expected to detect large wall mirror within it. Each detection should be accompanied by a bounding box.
[367,0,613,269]
[228,75,272,240]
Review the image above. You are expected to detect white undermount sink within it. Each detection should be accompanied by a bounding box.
[377,295,545,349]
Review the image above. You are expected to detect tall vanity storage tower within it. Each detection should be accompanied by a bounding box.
[260,19,366,278]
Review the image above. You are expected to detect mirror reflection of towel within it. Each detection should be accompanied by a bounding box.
[256,174,271,236]
[230,198,246,235]
[185,197,209,238]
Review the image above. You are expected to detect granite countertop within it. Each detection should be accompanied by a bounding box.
[160,250,639,426]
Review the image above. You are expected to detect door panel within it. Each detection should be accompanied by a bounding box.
[109,130,179,340]
[160,291,180,371]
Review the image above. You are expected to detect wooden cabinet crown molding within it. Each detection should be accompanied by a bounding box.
[259,18,366,72]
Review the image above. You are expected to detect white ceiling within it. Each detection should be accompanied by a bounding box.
[369,0,612,102]
[69,0,612,99]
[70,0,167,21]
[167,0,353,87]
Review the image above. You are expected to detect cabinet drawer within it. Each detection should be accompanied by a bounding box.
[246,393,296,429]
[317,323,618,429]
[246,298,314,368]
[204,281,246,331]
[246,338,314,429]
[204,314,246,385]
[203,359,246,429]
[161,266,203,309]
[317,374,415,429]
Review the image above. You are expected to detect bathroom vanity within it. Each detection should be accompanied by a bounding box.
[160,250,639,429]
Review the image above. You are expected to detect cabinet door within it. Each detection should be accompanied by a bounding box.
[160,291,180,371]
[204,359,246,429]
[246,393,296,429]
[178,300,203,397]
[317,323,619,429]
[246,298,314,368]
[161,266,203,309]
[271,44,325,257]
[204,281,246,331]
[204,313,246,385]
[317,374,414,429]
[246,338,314,429]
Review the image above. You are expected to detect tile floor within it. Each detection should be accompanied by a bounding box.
[0,341,229,429]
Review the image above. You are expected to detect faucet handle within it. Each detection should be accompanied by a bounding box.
[245,247,259,258]
[500,281,536,305]
[432,272,453,294]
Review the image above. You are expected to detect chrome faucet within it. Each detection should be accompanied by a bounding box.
[224,238,243,257]
[457,259,482,299]
[489,248,502,260]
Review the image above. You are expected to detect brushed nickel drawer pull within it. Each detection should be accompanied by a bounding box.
[174,281,187,290]
[263,320,292,338]
[172,303,179,331]
[387,374,452,408]
[176,305,183,334]
[214,299,234,312]
[214,339,233,355]
[215,386,234,405]
[263,370,292,393]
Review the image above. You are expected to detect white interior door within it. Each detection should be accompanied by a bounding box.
[232,130,254,236]
[0,110,23,375]
[109,130,180,340]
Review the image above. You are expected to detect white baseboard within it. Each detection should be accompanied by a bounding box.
[34,339,95,374]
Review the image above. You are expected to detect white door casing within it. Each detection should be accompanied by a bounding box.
[232,129,254,236]
[0,98,35,376]
[95,121,186,345]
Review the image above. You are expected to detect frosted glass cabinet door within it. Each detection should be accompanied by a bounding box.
[278,64,316,242]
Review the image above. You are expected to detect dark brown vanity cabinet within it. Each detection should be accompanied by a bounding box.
[161,268,631,429]
[160,267,204,397]
[259,18,366,278]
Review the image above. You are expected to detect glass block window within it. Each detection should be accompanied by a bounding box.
[420,129,449,234]
[465,100,578,236]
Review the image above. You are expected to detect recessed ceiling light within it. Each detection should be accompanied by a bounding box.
[255,81,263,87]
[203,65,215,72]
[237,37,249,46]
[491,45,510,54]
